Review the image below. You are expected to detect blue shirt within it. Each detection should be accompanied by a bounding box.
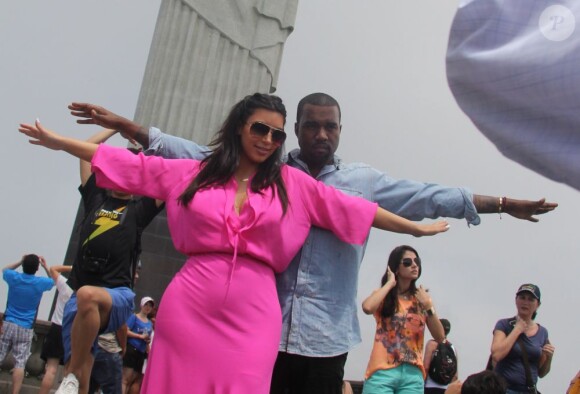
[146,127,479,356]
[126,313,153,353]
[3,269,54,329]
[493,318,549,391]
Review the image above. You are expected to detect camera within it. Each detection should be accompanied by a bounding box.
[81,247,110,274]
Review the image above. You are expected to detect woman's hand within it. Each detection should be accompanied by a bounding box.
[415,285,432,309]
[542,342,555,357]
[416,220,450,237]
[385,267,396,288]
[18,120,65,151]
[513,316,531,334]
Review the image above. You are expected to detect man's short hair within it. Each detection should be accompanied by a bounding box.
[21,254,40,274]
[440,318,451,336]
[296,92,342,123]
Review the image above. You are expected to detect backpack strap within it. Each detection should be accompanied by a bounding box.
[518,336,538,393]
[130,223,144,289]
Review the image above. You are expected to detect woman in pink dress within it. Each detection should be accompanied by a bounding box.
[19,93,449,394]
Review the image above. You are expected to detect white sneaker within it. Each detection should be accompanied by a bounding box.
[55,373,79,394]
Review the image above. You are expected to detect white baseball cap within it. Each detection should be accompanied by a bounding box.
[140,296,155,307]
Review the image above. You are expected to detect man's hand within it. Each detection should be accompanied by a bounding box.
[504,198,558,223]
[473,195,558,222]
[69,102,129,129]
[39,256,49,273]
[68,103,142,146]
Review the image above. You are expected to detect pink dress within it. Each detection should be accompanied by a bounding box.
[92,145,377,393]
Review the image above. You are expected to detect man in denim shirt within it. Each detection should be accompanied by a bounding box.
[69,94,556,394]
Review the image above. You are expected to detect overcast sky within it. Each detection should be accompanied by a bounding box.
[1,1,577,391]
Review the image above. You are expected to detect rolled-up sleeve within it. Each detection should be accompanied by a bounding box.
[371,169,480,226]
[146,127,210,160]
[292,168,378,245]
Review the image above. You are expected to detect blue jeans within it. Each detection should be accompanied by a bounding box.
[363,364,424,394]
[89,347,123,394]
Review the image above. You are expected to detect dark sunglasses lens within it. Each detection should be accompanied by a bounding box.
[250,122,270,136]
[250,123,286,144]
[401,257,420,267]
[272,130,286,144]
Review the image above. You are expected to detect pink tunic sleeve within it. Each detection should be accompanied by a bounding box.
[283,166,377,246]
[91,144,199,201]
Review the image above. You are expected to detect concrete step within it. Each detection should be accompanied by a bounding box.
[0,368,62,394]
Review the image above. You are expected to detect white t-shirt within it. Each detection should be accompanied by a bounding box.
[51,275,73,325]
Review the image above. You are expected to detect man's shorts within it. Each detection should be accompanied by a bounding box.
[40,323,64,364]
[0,321,34,369]
[62,286,134,364]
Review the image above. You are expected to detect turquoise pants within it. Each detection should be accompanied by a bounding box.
[362,363,424,394]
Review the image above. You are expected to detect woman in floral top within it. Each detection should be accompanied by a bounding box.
[362,245,445,394]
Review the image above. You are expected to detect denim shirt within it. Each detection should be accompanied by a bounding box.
[146,127,480,356]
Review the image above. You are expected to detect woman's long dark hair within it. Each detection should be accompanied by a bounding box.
[380,245,422,319]
[178,93,289,213]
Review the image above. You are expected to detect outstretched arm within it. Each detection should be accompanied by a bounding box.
[372,207,449,237]
[69,103,148,148]
[473,194,557,222]
[80,129,118,186]
[18,120,98,162]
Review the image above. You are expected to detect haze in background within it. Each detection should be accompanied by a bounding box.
[1,2,576,392]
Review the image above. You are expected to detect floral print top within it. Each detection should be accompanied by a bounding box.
[364,296,427,379]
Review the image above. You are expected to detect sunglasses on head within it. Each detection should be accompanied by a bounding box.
[248,121,287,145]
[401,257,421,267]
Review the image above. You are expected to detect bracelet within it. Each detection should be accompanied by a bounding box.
[498,196,506,218]
[425,307,435,317]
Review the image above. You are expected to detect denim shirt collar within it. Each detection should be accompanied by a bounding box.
[286,149,342,177]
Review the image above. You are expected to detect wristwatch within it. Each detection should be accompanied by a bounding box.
[426,307,436,317]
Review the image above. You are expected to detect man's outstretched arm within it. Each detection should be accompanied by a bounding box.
[473,195,557,223]
[69,102,208,160]
[69,103,149,148]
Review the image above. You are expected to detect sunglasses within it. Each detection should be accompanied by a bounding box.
[401,257,421,267]
[248,121,287,145]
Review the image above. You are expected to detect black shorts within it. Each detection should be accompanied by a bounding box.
[40,323,64,364]
[123,344,146,372]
